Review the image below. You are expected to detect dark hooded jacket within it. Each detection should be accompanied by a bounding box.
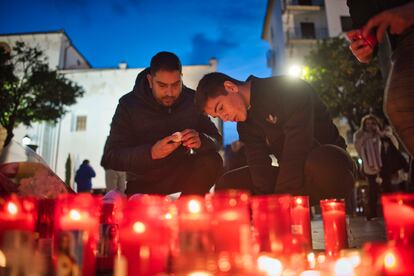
[101,68,222,180]
[238,76,346,194]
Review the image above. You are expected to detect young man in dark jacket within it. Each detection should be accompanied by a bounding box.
[195,72,356,204]
[101,52,223,196]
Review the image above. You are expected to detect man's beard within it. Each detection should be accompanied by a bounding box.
[161,96,177,106]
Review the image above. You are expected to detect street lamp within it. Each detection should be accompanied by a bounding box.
[287,64,304,78]
[22,135,31,146]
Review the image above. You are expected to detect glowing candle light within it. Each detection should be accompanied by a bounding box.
[54,194,100,276]
[320,199,348,257]
[119,195,173,276]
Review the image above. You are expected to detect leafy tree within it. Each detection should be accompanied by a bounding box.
[0,42,84,147]
[303,37,385,133]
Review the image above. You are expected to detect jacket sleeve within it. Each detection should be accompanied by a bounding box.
[195,113,222,153]
[274,82,314,193]
[101,101,168,173]
[238,123,275,194]
[89,167,96,178]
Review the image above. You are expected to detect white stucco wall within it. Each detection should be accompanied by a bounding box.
[324,0,350,36]
[0,33,63,69]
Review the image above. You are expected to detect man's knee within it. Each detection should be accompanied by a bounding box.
[192,151,223,177]
[304,145,355,204]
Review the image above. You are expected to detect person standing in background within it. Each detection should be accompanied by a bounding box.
[74,159,96,193]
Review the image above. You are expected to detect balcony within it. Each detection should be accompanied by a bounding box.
[284,0,324,13]
[286,27,328,44]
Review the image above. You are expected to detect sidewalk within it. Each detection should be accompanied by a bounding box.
[311,216,387,250]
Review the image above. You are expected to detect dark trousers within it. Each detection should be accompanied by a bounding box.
[366,171,392,219]
[216,145,356,205]
[125,152,223,196]
[384,28,414,158]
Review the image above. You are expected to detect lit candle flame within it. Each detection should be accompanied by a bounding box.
[133,221,146,234]
[334,257,354,275]
[296,197,303,205]
[188,199,201,214]
[6,202,18,215]
[257,255,283,276]
[384,252,396,269]
[69,209,81,221]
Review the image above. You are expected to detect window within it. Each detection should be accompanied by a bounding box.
[300,22,316,39]
[298,0,312,5]
[75,116,87,131]
[340,16,353,32]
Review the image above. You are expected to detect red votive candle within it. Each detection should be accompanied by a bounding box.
[251,194,292,256]
[53,193,101,276]
[96,195,125,273]
[0,194,37,242]
[119,194,173,276]
[173,195,215,273]
[206,189,255,274]
[320,199,348,257]
[290,196,312,251]
[207,189,251,253]
[381,193,414,246]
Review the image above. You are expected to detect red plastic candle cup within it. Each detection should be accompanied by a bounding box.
[320,199,348,257]
[251,194,292,256]
[206,189,251,254]
[35,198,56,258]
[0,194,37,243]
[119,195,173,276]
[96,196,125,273]
[290,196,312,251]
[54,194,101,276]
[381,193,414,246]
[174,195,214,273]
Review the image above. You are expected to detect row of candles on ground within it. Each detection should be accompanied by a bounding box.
[0,191,413,275]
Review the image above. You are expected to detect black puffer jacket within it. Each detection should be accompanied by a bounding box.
[101,68,222,176]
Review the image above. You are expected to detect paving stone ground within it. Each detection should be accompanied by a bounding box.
[311,216,387,250]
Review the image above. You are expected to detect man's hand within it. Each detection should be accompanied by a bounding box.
[346,30,374,64]
[181,129,201,150]
[151,136,181,160]
[363,2,414,43]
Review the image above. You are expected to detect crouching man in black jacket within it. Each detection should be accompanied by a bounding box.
[101,52,223,196]
[195,72,356,204]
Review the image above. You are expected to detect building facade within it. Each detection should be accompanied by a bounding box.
[262,0,351,75]
[0,31,218,190]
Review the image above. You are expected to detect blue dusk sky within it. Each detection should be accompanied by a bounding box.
[0,0,272,144]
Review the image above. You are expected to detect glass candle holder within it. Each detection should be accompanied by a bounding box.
[251,194,292,256]
[119,194,173,276]
[53,193,101,276]
[0,195,43,275]
[206,189,255,274]
[320,199,348,257]
[381,193,414,246]
[96,196,125,274]
[36,198,56,261]
[206,189,251,253]
[290,196,312,251]
[0,194,37,242]
[173,195,215,274]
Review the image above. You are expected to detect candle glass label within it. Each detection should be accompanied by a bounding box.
[1,230,47,275]
[56,230,85,276]
[97,223,119,257]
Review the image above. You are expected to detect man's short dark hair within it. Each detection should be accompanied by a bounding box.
[82,159,90,165]
[150,51,182,75]
[195,72,243,111]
